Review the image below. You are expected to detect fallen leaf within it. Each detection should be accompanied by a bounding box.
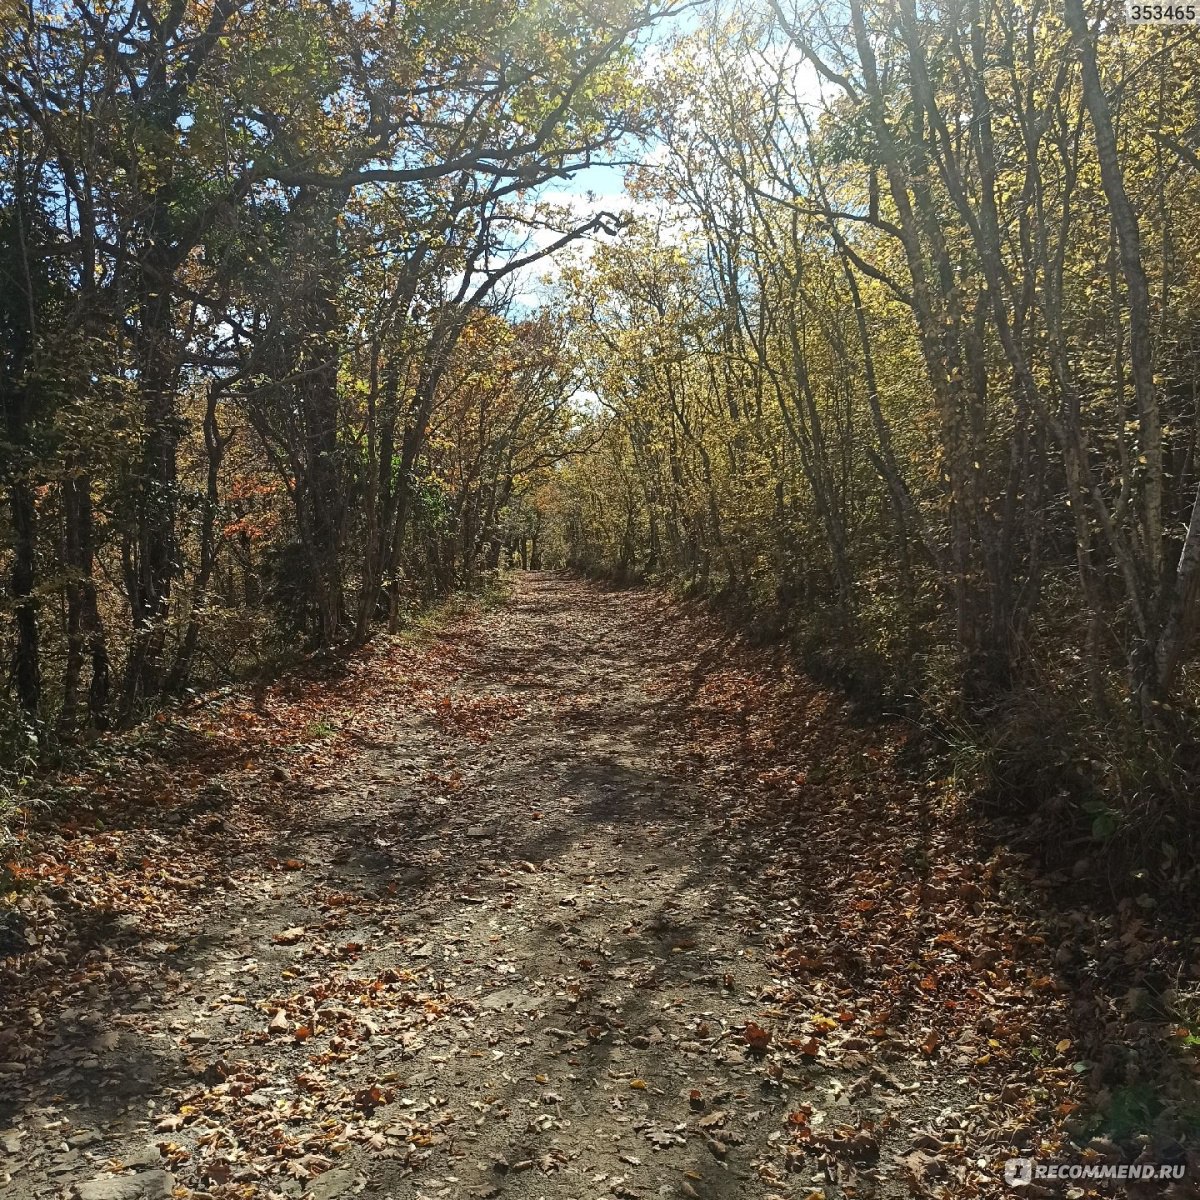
[745,1021,772,1057]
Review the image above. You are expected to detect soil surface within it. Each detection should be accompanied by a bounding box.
[2,574,1162,1200]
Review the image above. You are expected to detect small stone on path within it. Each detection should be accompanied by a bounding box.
[306,1167,358,1199]
[74,1170,174,1200]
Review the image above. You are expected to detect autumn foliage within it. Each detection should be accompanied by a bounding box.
[553,4,1200,866]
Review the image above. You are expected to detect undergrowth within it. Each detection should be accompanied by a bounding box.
[0,569,518,884]
[610,562,1200,904]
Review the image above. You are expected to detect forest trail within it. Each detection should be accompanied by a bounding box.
[1,575,1158,1200]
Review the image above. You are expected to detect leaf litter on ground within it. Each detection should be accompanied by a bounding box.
[1,575,1198,1200]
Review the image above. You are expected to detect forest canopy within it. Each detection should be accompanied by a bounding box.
[551,0,1200,841]
[0,0,670,734]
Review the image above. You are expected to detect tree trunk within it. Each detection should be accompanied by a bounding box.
[8,475,40,716]
[61,465,110,730]
[121,241,182,720]
[166,385,233,692]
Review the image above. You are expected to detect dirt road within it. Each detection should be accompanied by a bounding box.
[1,574,1079,1200]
